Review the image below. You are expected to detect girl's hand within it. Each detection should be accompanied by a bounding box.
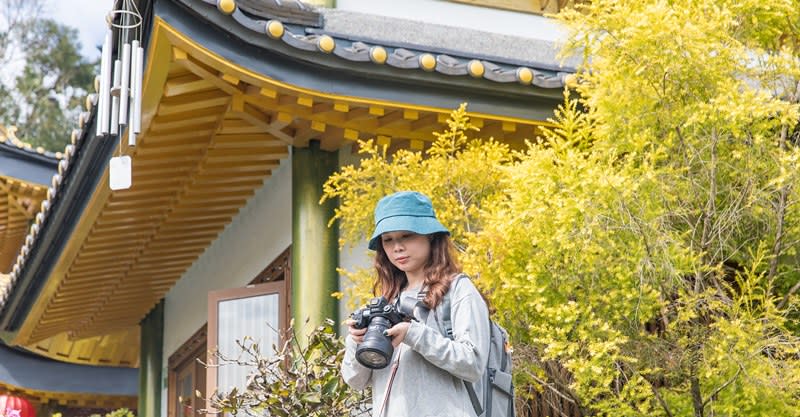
[384,322,410,348]
[346,319,367,344]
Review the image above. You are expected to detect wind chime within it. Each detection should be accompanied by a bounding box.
[96,0,144,191]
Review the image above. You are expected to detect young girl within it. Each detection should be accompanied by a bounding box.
[341,191,490,417]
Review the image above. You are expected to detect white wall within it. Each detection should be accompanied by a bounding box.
[160,156,292,416]
[335,0,567,42]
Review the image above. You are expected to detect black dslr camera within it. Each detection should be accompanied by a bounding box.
[351,296,415,369]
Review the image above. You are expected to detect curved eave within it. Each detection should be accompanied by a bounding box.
[0,343,137,408]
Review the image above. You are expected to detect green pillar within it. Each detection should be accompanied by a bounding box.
[139,300,164,417]
[292,140,339,336]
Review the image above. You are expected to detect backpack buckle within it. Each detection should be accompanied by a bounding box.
[488,367,497,383]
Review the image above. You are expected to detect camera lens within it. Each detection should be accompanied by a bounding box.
[356,347,390,369]
[355,316,394,369]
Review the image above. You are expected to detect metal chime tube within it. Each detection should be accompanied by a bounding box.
[128,40,142,146]
[133,41,144,134]
[128,40,139,146]
[119,42,131,126]
[127,48,137,146]
[110,59,121,135]
[97,29,113,137]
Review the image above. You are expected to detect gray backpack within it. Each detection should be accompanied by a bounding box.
[432,274,516,417]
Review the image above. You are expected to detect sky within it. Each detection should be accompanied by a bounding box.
[0,0,126,104]
[46,0,114,60]
[0,0,108,86]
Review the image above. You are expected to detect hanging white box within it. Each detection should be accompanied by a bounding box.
[109,155,132,190]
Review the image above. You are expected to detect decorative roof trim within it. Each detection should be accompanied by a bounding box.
[196,0,570,89]
[0,125,64,160]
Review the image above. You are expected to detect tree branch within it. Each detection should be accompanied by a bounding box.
[645,378,675,417]
[701,366,742,410]
[769,125,790,283]
[696,128,719,294]
[524,369,579,406]
[691,375,704,417]
[778,280,800,310]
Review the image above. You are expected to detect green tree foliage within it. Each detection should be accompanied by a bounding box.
[0,0,42,63]
[322,0,800,414]
[208,319,369,417]
[0,0,95,151]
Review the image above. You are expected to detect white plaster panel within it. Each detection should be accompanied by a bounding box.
[160,156,292,411]
[338,239,372,330]
[335,0,567,42]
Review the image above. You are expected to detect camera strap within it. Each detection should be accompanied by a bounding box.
[378,345,403,417]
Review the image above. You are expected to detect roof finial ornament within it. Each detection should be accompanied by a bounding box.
[0,124,18,142]
[217,0,237,15]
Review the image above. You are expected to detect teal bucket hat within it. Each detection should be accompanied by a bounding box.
[368,191,450,250]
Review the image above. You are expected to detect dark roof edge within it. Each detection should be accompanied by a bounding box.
[0,142,59,185]
[0,141,61,166]
[0,344,138,394]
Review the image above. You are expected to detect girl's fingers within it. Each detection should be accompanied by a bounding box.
[349,327,367,335]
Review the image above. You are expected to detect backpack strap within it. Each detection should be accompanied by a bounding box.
[421,273,467,337]
[502,342,514,417]
[437,274,485,416]
[438,274,465,339]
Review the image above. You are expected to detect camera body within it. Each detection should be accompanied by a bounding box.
[351,296,413,369]
[351,296,411,330]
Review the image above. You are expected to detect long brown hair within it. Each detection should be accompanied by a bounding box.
[374,232,460,309]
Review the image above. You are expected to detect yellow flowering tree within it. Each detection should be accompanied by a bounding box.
[323,0,800,415]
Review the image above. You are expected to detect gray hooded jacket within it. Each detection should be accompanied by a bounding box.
[342,277,490,417]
